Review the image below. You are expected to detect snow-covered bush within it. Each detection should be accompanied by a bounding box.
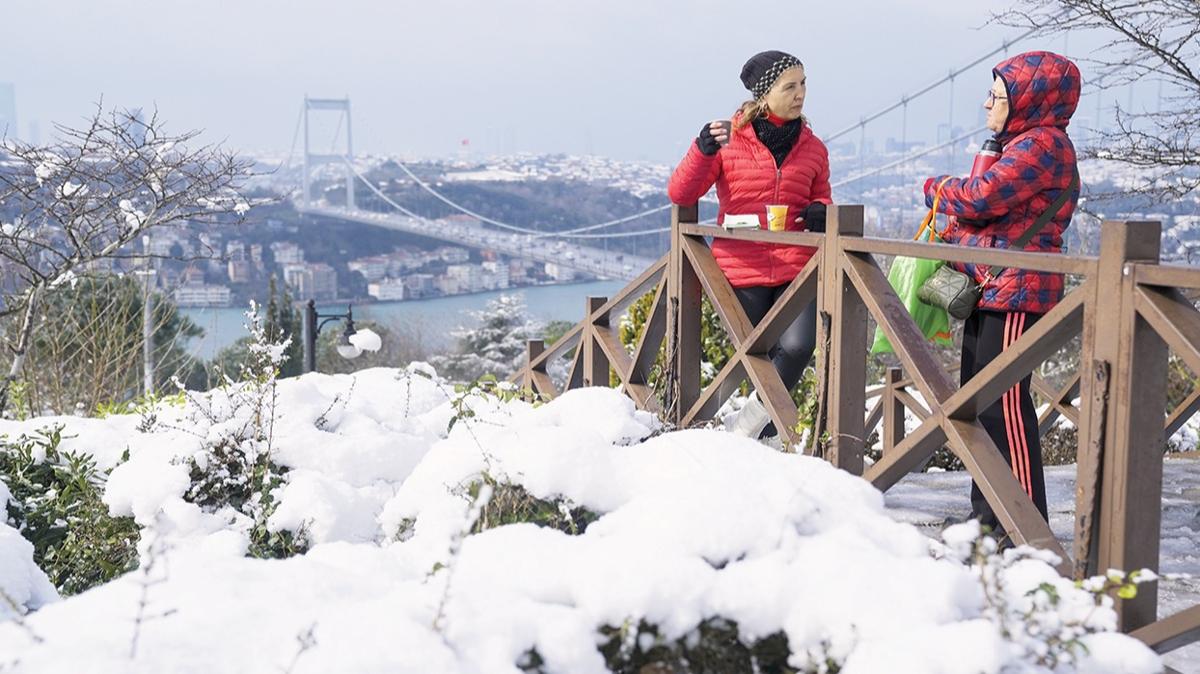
[148,303,306,558]
[939,521,1158,673]
[0,425,138,595]
[432,294,543,382]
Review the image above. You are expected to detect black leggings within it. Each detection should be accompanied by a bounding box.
[961,309,1048,534]
[733,284,818,392]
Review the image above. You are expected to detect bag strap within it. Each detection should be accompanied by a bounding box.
[915,177,954,242]
[982,167,1080,283]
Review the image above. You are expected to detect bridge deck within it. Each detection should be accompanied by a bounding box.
[297,203,659,283]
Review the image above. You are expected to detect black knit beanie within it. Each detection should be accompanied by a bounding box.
[740,51,803,99]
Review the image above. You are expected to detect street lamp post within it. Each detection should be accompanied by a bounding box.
[301,300,381,373]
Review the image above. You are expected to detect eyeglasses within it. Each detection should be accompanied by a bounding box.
[986,91,1009,105]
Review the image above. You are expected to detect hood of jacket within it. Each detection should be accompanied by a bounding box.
[993,51,1081,142]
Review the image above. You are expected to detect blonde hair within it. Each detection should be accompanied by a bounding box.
[733,99,769,130]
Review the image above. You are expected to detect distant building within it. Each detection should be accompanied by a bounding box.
[0,83,16,141]
[509,259,537,284]
[446,264,483,293]
[348,255,389,282]
[310,263,338,300]
[174,283,232,308]
[544,262,575,282]
[227,259,252,284]
[225,240,246,261]
[145,230,189,258]
[482,261,510,290]
[367,278,406,301]
[249,244,264,265]
[180,266,207,285]
[283,262,337,301]
[386,249,422,274]
[271,241,304,265]
[435,246,470,264]
[404,273,435,298]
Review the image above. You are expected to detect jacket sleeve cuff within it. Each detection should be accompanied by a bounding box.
[922,177,938,208]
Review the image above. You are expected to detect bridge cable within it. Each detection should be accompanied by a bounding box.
[831,125,988,189]
[385,159,673,235]
[343,158,672,239]
[823,22,1050,145]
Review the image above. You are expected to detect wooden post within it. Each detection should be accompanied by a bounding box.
[1078,220,1166,630]
[584,296,609,387]
[524,339,544,392]
[883,367,905,456]
[821,205,868,474]
[666,205,701,425]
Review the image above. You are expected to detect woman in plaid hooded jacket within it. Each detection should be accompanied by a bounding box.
[921,50,1082,541]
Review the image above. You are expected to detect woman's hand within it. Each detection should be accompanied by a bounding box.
[803,202,826,233]
[696,121,731,156]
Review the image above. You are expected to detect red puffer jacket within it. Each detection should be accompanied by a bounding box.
[667,116,831,288]
[923,51,1081,314]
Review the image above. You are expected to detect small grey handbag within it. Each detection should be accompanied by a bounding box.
[919,168,1079,320]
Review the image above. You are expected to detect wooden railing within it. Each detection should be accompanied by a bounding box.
[511,204,1200,658]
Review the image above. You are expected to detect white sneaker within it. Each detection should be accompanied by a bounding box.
[729,392,771,438]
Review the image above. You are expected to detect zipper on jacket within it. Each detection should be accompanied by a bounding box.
[770,169,782,234]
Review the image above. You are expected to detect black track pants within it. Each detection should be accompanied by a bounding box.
[733,284,817,393]
[961,309,1049,533]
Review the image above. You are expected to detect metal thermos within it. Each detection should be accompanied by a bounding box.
[970,138,1003,177]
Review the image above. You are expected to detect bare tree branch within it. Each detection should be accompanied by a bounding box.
[0,104,255,411]
[992,0,1200,204]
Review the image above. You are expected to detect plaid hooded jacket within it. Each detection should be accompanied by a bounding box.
[922,51,1082,313]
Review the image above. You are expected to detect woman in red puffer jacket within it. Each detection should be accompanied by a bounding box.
[667,50,831,439]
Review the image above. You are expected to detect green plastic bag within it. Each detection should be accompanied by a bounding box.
[870,225,953,355]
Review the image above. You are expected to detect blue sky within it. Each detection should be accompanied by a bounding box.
[0,0,1148,163]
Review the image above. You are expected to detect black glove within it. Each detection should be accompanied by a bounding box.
[803,203,827,233]
[696,123,721,156]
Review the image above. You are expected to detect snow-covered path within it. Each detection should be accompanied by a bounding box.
[885,456,1200,672]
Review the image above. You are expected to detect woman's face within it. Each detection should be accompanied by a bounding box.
[763,66,806,121]
[985,75,1010,133]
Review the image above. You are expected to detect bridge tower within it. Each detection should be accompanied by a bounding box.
[302,96,356,210]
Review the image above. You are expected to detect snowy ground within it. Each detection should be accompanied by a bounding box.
[885,457,1200,673]
[0,366,1187,673]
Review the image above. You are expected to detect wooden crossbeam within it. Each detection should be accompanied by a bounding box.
[746,255,822,355]
[743,354,802,447]
[682,358,748,427]
[947,285,1087,421]
[1135,285,1200,379]
[1033,373,1081,435]
[679,256,821,429]
[1129,604,1200,655]
[594,325,632,384]
[680,235,754,347]
[1166,386,1200,439]
[943,418,1072,574]
[841,251,958,406]
[628,279,667,387]
[866,416,948,489]
[566,342,584,391]
[882,368,906,455]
